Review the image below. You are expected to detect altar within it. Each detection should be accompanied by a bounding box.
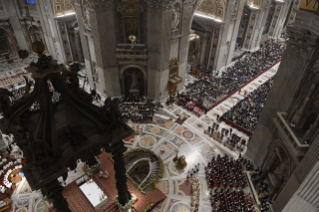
[79,179,108,210]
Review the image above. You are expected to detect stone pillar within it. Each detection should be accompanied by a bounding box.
[21,23,33,51]
[147,6,164,100]
[56,21,74,64]
[7,27,18,54]
[74,29,85,64]
[273,0,291,38]
[216,0,246,71]
[254,1,273,48]
[248,0,273,51]
[2,0,30,51]
[73,0,94,90]
[177,5,195,92]
[285,0,302,27]
[269,2,284,38]
[35,0,59,60]
[245,11,319,166]
[87,1,120,97]
[242,10,259,51]
[199,34,207,66]
[291,81,318,124]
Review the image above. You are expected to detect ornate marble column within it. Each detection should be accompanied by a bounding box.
[269,2,283,37]
[199,33,207,66]
[74,28,85,64]
[56,21,74,64]
[242,9,259,50]
[87,0,120,96]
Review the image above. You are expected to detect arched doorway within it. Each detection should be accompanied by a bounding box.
[0,28,11,57]
[123,67,145,97]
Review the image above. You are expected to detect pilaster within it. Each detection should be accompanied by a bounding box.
[199,33,207,66]
[2,0,29,51]
[215,0,246,71]
[35,0,67,63]
[177,5,194,92]
[73,1,94,90]
[227,0,246,64]
[147,6,164,99]
[242,9,259,50]
[245,12,319,166]
[88,0,120,96]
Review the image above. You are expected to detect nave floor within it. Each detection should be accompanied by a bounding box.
[6,59,281,212]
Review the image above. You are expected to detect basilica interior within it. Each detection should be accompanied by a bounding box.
[0,0,318,212]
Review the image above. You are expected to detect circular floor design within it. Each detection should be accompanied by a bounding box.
[182,131,194,138]
[139,135,156,148]
[171,202,191,212]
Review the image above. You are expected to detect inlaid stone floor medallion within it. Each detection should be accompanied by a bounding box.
[182,131,194,139]
[170,202,191,212]
[139,135,156,148]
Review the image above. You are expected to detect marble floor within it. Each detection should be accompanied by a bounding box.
[7,60,280,212]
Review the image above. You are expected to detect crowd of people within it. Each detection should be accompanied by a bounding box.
[118,95,162,123]
[205,121,247,152]
[222,78,274,132]
[8,80,62,111]
[0,70,32,89]
[206,154,271,211]
[211,189,255,212]
[205,154,250,189]
[182,39,285,110]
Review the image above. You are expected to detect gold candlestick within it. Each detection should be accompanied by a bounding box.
[129,35,137,49]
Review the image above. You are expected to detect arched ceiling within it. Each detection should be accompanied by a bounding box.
[52,0,75,17]
[247,0,262,9]
[196,0,225,21]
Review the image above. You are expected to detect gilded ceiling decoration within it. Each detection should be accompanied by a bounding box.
[196,0,225,21]
[52,0,75,17]
[247,0,262,9]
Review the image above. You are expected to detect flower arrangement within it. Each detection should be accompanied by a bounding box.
[86,161,101,173]
[114,193,137,212]
[142,203,155,212]
[126,174,146,194]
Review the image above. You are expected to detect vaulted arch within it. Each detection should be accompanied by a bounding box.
[196,0,226,21]
[52,0,75,17]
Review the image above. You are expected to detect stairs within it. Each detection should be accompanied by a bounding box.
[124,151,163,192]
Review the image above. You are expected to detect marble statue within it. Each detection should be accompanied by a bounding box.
[172,7,181,30]
[83,1,91,30]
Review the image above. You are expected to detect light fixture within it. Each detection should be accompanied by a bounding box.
[56,12,76,18]
[194,13,222,22]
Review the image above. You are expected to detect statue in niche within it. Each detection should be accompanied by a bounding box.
[83,1,91,30]
[130,71,139,90]
[172,6,181,30]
